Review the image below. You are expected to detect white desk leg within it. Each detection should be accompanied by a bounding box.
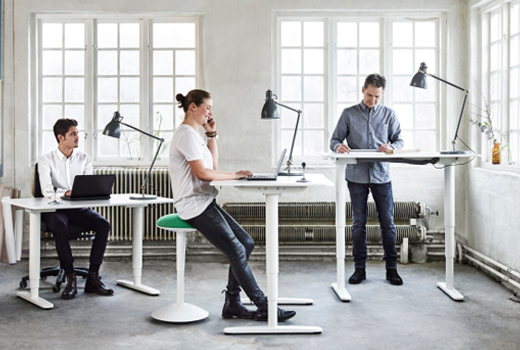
[331,162,351,301]
[437,165,464,301]
[15,208,24,261]
[17,211,53,309]
[2,199,17,264]
[225,193,321,335]
[152,230,209,323]
[117,206,160,296]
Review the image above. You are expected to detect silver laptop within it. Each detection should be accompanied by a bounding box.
[246,148,287,181]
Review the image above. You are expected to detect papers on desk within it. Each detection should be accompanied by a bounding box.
[385,148,421,154]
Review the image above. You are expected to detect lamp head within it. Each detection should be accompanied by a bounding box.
[261,90,280,119]
[410,62,428,89]
[103,111,123,138]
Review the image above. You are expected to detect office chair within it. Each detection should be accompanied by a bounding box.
[19,164,94,293]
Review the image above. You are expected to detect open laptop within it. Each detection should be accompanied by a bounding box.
[246,148,287,181]
[61,174,116,201]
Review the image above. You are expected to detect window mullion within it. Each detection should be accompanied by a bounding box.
[86,19,95,160]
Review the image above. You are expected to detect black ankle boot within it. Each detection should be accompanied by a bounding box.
[386,268,403,285]
[85,272,114,295]
[61,273,77,300]
[254,299,296,322]
[221,289,256,319]
[348,268,366,284]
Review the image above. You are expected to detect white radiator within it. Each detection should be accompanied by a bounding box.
[94,167,175,241]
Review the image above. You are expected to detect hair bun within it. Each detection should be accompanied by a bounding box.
[175,93,185,103]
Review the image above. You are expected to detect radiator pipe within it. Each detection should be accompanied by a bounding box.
[464,255,520,291]
[461,244,520,281]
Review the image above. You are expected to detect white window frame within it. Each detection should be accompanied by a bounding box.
[31,14,202,167]
[273,12,446,165]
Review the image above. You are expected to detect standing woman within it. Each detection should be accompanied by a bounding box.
[169,89,295,322]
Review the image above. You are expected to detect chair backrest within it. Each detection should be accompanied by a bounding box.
[33,163,44,198]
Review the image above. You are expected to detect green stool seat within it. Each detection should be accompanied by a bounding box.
[156,214,194,230]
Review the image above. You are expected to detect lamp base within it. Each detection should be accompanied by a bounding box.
[440,150,470,155]
[278,171,303,176]
[130,194,158,200]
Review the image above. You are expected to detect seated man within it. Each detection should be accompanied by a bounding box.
[38,118,114,299]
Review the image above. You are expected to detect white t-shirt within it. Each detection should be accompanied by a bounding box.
[168,124,218,220]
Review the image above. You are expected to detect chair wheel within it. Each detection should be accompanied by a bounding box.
[52,285,61,293]
[20,280,28,288]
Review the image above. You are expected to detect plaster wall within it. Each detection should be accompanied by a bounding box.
[1,0,466,236]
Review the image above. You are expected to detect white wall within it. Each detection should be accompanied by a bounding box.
[1,0,467,235]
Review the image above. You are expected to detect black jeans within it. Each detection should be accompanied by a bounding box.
[186,200,266,305]
[348,181,398,269]
[42,208,111,275]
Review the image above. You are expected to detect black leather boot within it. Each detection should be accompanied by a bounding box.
[221,289,256,319]
[386,268,403,285]
[61,273,77,300]
[348,268,366,284]
[85,272,114,295]
[254,299,296,322]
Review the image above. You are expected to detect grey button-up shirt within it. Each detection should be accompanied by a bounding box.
[330,102,403,184]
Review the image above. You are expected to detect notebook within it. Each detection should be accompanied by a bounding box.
[61,174,116,201]
[246,148,287,181]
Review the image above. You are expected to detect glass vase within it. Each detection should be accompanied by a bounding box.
[492,142,501,164]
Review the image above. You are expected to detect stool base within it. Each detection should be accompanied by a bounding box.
[151,302,209,323]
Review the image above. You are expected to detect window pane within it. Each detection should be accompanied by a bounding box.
[98,51,118,75]
[64,23,84,48]
[393,104,413,129]
[154,78,174,102]
[511,100,519,130]
[120,104,140,126]
[42,51,63,75]
[303,49,323,74]
[491,43,501,71]
[511,36,519,66]
[281,76,302,101]
[337,23,357,47]
[359,49,379,74]
[337,77,358,102]
[415,49,436,73]
[337,49,357,74]
[393,77,413,102]
[98,136,119,157]
[120,77,140,102]
[64,51,84,75]
[359,22,379,47]
[280,103,300,129]
[175,50,196,75]
[120,131,140,158]
[98,23,118,48]
[98,105,119,131]
[120,23,140,48]
[490,12,501,42]
[282,130,301,156]
[42,23,63,48]
[153,51,174,75]
[415,104,436,129]
[511,68,519,99]
[401,131,414,148]
[393,22,413,47]
[64,78,84,102]
[303,103,324,128]
[281,22,302,47]
[153,23,196,48]
[303,131,323,155]
[303,76,323,101]
[175,77,196,95]
[415,131,436,152]
[303,22,323,47]
[98,78,118,102]
[154,105,175,130]
[281,49,302,74]
[42,78,63,102]
[43,105,63,127]
[415,22,436,47]
[393,49,413,74]
[120,50,140,75]
[415,79,437,102]
[42,131,57,155]
[65,105,84,126]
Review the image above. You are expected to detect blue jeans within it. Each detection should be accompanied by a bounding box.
[186,200,266,305]
[348,181,397,269]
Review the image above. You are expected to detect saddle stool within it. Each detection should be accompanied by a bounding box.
[151,214,209,323]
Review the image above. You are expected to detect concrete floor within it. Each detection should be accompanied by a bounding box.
[1,259,519,350]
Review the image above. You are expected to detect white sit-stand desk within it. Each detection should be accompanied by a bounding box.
[1,194,174,309]
[322,152,476,302]
[211,174,333,335]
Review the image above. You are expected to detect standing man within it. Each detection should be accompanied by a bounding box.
[330,74,404,285]
[38,118,114,299]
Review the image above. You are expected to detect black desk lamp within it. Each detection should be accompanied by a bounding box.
[410,62,469,154]
[261,90,303,176]
[103,111,164,200]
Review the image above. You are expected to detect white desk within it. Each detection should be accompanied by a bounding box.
[211,174,333,335]
[322,152,476,302]
[1,194,174,309]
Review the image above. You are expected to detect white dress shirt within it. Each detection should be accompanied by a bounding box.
[38,148,93,199]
